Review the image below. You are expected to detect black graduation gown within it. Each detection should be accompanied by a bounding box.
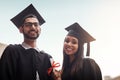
[0,44,53,80]
[61,58,102,80]
[61,62,83,80]
[82,58,102,80]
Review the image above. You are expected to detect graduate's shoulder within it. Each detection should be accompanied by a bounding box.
[83,57,101,70]
[5,44,22,51]
[1,44,22,59]
[39,50,52,58]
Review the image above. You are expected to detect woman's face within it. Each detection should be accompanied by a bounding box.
[63,36,79,56]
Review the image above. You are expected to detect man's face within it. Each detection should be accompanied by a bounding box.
[19,17,41,40]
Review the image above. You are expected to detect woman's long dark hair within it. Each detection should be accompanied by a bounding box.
[61,37,84,76]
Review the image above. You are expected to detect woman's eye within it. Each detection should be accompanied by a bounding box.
[72,41,77,44]
[65,39,69,43]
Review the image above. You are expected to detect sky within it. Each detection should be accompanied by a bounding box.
[0,0,120,79]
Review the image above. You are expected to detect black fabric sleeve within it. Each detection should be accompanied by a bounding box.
[83,58,102,80]
[0,45,19,80]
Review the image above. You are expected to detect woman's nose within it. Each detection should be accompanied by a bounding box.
[67,42,72,46]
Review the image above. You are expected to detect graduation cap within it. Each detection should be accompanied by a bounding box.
[11,4,45,28]
[65,22,95,56]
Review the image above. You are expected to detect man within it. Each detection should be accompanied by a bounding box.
[0,4,53,80]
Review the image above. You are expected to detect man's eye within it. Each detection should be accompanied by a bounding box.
[34,23,39,27]
[24,22,39,27]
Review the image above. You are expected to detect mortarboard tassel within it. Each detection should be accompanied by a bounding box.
[86,42,90,56]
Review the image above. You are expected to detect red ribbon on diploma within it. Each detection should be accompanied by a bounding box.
[47,61,60,75]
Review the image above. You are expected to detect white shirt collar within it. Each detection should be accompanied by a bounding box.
[21,42,40,52]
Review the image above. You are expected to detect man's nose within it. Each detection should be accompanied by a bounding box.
[30,24,36,29]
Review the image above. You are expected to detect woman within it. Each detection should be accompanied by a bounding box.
[61,22,102,80]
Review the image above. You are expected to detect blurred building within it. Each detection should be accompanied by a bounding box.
[0,42,7,58]
[104,75,120,80]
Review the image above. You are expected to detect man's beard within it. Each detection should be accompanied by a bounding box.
[23,31,39,40]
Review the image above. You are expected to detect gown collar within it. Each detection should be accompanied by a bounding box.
[21,42,40,52]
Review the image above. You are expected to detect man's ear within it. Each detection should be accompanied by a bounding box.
[19,26,23,33]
